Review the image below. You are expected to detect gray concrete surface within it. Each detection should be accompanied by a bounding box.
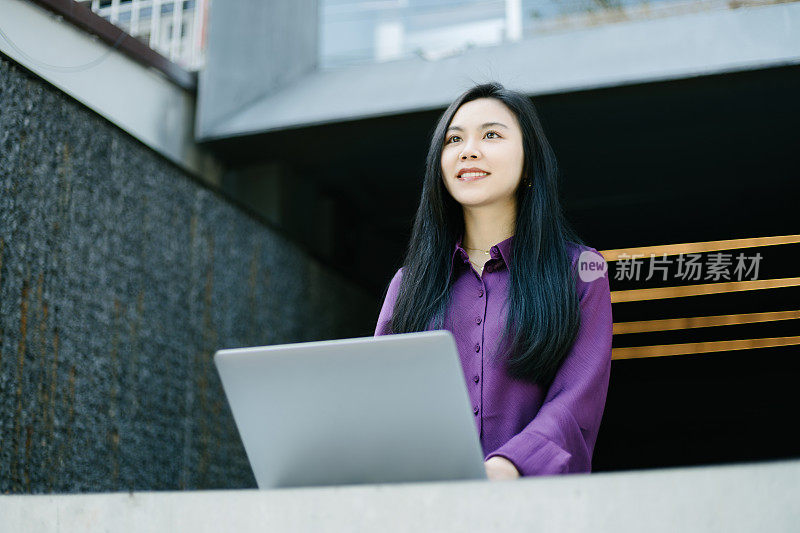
[1,458,798,532]
[0,54,375,494]
[199,2,800,140]
[197,0,318,139]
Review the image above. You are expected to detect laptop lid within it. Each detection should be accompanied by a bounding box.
[214,330,487,488]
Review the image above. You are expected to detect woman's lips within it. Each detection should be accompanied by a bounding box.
[457,171,490,182]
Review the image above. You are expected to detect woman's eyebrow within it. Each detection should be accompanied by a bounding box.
[446,121,509,132]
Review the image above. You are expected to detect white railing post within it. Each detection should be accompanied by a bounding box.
[170,0,183,61]
[191,0,207,70]
[110,0,120,25]
[131,0,141,36]
[150,0,162,52]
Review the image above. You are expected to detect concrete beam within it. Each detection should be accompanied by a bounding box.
[199,2,800,140]
[2,458,798,532]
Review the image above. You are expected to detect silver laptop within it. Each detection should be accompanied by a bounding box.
[214,330,488,489]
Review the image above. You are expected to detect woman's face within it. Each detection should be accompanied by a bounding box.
[440,97,525,208]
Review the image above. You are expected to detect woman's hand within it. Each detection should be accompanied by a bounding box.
[484,456,521,480]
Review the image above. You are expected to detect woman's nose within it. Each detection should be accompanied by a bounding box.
[459,144,480,160]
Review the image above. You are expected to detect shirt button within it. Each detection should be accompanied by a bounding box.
[474,343,480,353]
[473,406,479,415]
[473,375,480,383]
[478,289,484,297]
[475,317,482,324]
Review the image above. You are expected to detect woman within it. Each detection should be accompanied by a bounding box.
[374,82,613,481]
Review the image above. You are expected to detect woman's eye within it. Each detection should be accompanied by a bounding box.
[446,132,498,144]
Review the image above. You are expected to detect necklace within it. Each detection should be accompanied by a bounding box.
[468,258,485,273]
[464,245,489,273]
[464,246,490,256]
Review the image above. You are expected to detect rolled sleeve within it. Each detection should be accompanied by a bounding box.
[485,249,613,476]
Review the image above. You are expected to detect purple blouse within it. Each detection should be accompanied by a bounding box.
[374,234,613,477]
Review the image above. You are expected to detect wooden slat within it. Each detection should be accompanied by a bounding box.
[612,336,800,360]
[610,277,800,303]
[613,310,800,335]
[599,234,800,262]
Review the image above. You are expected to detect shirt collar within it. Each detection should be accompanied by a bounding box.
[452,232,515,270]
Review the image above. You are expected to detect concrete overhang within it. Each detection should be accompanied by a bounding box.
[197,1,800,142]
[2,458,799,531]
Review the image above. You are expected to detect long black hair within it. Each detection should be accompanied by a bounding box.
[386,82,586,387]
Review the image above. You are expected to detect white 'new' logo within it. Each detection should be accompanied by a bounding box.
[578,250,608,282]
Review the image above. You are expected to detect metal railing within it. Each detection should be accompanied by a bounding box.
[82,0,207,71]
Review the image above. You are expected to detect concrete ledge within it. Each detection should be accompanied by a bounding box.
[202,2,800,140]
[2,458,798,532]
[0,0,221,184]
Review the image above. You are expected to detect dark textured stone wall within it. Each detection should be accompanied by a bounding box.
[0,56,375,493]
